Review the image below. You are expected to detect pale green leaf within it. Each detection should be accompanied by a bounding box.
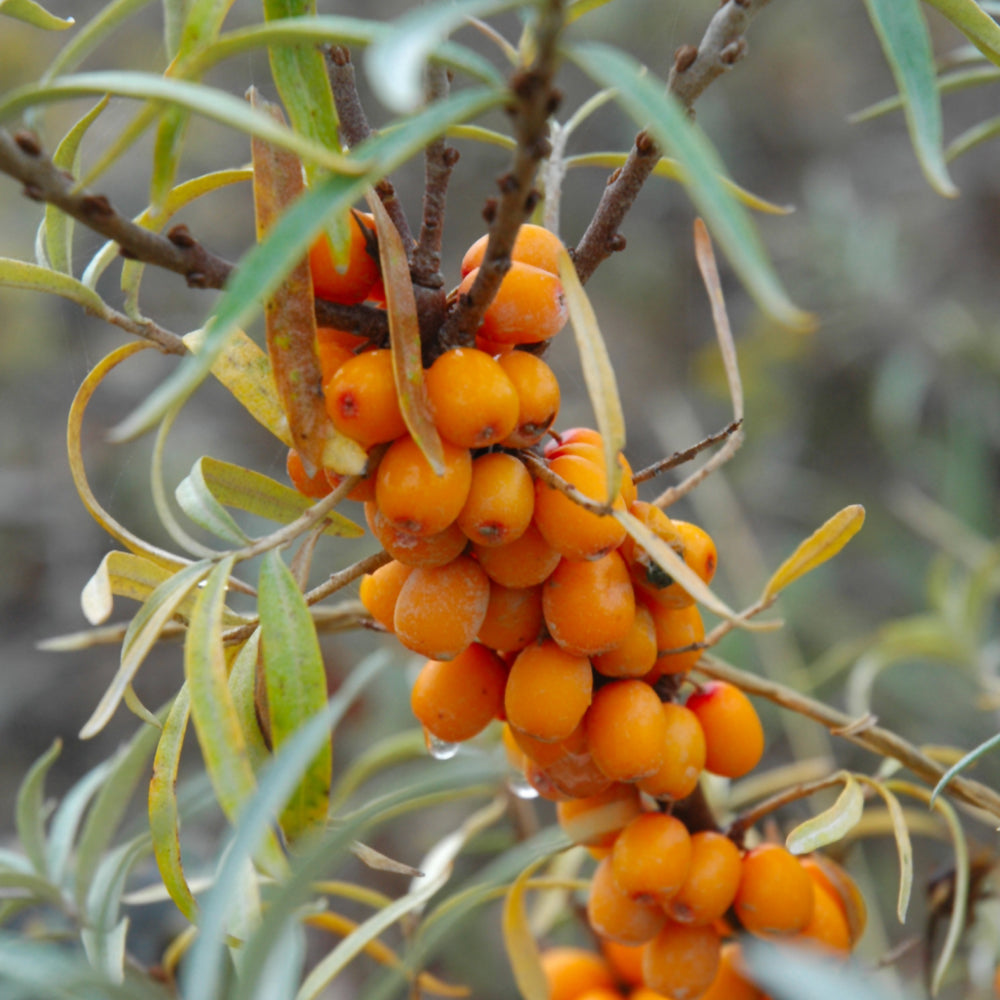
[176,461,252,545]
[558,247,625,502]
[786,773,865,854]
[43,0,151,80]
[566,0,614,23]
[858,777,912,922]
[764,505,866,599]
[569,42,815,331]
[930,731,1000,806]
[81,919,129,987]
[80,560,213,740]
[229,630,271,774]
[446,123,516,149]
[46,758,114,891]
[861,0,958,196]
[0,0,73,29]
[0,257,108,315]
[80,551,176,626]
[258,550,332,842]
[501,859,548,1000]
[850,64,1000,124]
[923,0,1000,67]
[0,870,64,907]
[327,729,427,814]
[947,114,1000,161]
[15,740,61,877]
[163,0,184,57]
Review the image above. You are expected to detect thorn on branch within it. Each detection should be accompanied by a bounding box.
[609,234,627,253]
[186,271,208,288]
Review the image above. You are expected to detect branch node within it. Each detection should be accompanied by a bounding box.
[23,183,44,201]
[482,198,498,224]
[81,193,113,218]
[635,130,657,156]
[14,130,41,156]
[609,233,627,253]
[524,189,541,214]
[328,44,351,66]
[443,147,461,167]
[720,38,748,65]
[674,45,699,73]
[497,172,521,195]
[186,271,209,288]
[546,89,564,115]
[167,223,196,248]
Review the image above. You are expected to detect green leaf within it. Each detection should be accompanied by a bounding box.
[558,247,626,503]
[0,870,64,907]
[46,758,114,890]
[785,773,865,854]
[0,0,73,29]
[186,456,363,537]
[163,0,184,57]
[570,42,814,331]
[80,561,214,739]
[923,0,1000,67]
[327,728,427,814]
[858,777,912,922]
[111,85,503,441]
[850,64,1000,124]
[502,859,549,1000]
[229,630,271,774]
[946,114,1000,161]
[931,731,1000,806]
[258,550,332,842]
[43,0,152,80]
[176,461,252,545]
[861,0,958,196]
[81,920,130,989]
[0,257,108,315]
[15,740,61,877]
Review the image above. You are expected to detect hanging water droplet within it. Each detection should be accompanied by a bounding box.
[507,770,539,799]
[424,729,459,760]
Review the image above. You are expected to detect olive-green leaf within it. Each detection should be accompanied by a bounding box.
[569,42,815,332]
[229,630,271,774]
[15,740,61,876]
[558,247,625,502]
[258,550,332,842]
[0,0,73,29]
[0,257,108,315]
[501,859,549,1000]
[861,0,958,196]
[786,773,865,854]
[923,0,1000,68]
[176,461,252,545]
[46,758,114,892]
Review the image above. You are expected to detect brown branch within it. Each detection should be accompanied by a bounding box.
[632,419,743,484]
[314,298,389,343]
[572,0,769,284]
[305,548,392,607]
[438,0,566,349]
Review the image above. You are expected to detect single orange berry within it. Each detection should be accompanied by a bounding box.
[700,943,763,1000]
[544,427,604,454]
[555,783,643,848]
[643,601,705,679]
[587,856,667,946]
[635,702,706,801]
[286,448,332,498]
[365,501,468,568]
[534,747,614,799]
[667,831,743,927]
[796,877,852,955]
[509,723,573,767]
[599,940,645,988]
[410,643,507,743]
[686,681,764,779]
[310,210,378,304]
[593,603,658,678]
[457,452,534,547]
[671,520,718,591]
[540,948,616,1000]
[325,349,406,449]
[799,855,867,947]
[460,262,568,345]
[504,639,592,742]
[734,844,815,937]
[358,560,413,631]
[642,920,721,1000]
[497,351,561,448]
[473,522,562,589]
[461,223,564,278]
[610,813,692,902]
[315,329,357,385]
[477,582,544,653]
[584,680,667,782]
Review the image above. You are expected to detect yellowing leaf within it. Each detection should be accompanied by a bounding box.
[0,0,73,29]
[502,859,549,1000]
[81,551,177,626]
[786,773,865,855]
[857,776,911,923]
[764,504,865,599]
[558,247,625,503]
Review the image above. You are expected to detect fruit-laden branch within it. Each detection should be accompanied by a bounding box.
[572,0,771,284]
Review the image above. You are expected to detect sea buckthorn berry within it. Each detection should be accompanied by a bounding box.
[617,453,637,508]
[502,722,530,772]
[545,427,604,455]
[325,466,377,503]
[533,455,627,561]
[644,602,705,679]
[410,643,507,744]
[701,943,763,1000]
[477,582,543,653]
[735,844,815,937]
[686,681,764,779]
[504,640,592,742]
[510,723,573,767]
[365,502,468,568]
[574,988,624,1000]
[536,747,614,800]
[667,831,743,927]
[636,702,706,801]
[474,522,562,589]
[497,351,561,448]
[599,940,645,988]
[671,519,718,588]
[584,680,667,782]
[587,856,667,946]
[375,435,472,536]
[358,560,413,631]
[460,262,568,345]
[325,349,406,449]
[310,210,378,304]
[800,855,867,946]
[457,452,534,547]
[392,555,490,660]
[642,920,721,1000]
[619,501,687,605]
[286,448,332,498]
[543,552,636,657]
[796,877,851,955]
[540,947,616,1000]
[461,223,564,278]
[555,783,642,848]
[593,603,658,678]
[611,813,692,903]
[425,348,519,448]
[315,329,356,385]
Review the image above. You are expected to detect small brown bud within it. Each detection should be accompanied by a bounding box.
[186,271,208,288]
[14,131,41,156]
[609,234,627,253]
[608,168,622,186]
[498,172,520,195]
[720,38,747,65]
[674,45,698,73]
[524,189,541,214]
[482,198,498,223]
[81,193,113,217]
[167,223,196,248]
[327,45,351,67]
[442,146,461,167]
[546,89,564,115]
[635,130,656,156]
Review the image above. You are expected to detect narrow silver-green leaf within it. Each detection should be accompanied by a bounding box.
[81,918,129,988]
[946,114,1000,161]
[0,257,108,315]
[930,731,1000,806]
[258,550,332,843]
[46,758,114,891]
[861,0,958,196]
[163,0,185,57]
[176,460,252,545]
[786,773,865,854]
[0,0,73,29]
[850,65,1000,125]
[43,0,152,80]
[570,42,814,331]
[15,740,61,877]
[923,0,1000,67]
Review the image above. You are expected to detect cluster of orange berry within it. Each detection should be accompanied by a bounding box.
[286,215,866,998]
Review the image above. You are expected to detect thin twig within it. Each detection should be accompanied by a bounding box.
[521,450,614,516]
[726,773,850,842]
[305,549,392,606]
[632,420,742,484]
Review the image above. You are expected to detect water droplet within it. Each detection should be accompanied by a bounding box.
[424,730,459,760]
[507,771,539,799]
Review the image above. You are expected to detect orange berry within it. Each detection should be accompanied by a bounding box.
[460,262,568,345]
[504,639,592,742]
[796,878,851,955]
[358,560,412,631]
[365,502,468,568]
[325,349,406,449]
[587,856,667,946]
[574,989,624,1000]
[644,602,705,679]
[534,748,614,799]
[325,466,377,503]
[477,582,544,653]
[686,681,764,779]
[671,520,718,591]
[410,643,507,743]
[735,844,815,937]
[375,435,472,536]
[593,603,658,679]
[540,948,616,1000]
[617,454,637,508]
[584,680,667,782]
[501,722,530,771]
[545,427,604,454]
[700,943,763,1000]
[610,813,692,903]
[510,724,572,767]
[461,223,565,278]
[315,330,356,385]
[497,351,561,448]
[457,452,534,547]
[619,501,686,604]
[392,555,490,660]
[473,522,561,588]
[543,552,636,657]
[799,855,867,947]
[642,921,721,1000]
[310,210,378,304]
[425,348,519,448]
[667,832,743,927]
[286,448,332,498]
[534,455,627,561]
[556,783,643,848]
[599,940,645,988]
[635,703,706,801]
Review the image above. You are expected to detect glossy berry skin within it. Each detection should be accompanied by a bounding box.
[497,351,561,448]
[593,603,658,678]
[286,449,332,498]
[473,522,561,589]
[734,844,815,937]
[610,813,692,902]
[797,877,852,955]
[666,831,743,927]
[635,702,706,801]
[460,262,568,345]
[584,679,667,782]
[365,502,468,568]
[457,452,534,547]
[685,681,765,779]
[358,560,412,631]
[644,601,705,679]
[476,582,544,653]
[461,223,564,278]
[700,943,763,1000]
[325,349,406,449]
[642,920,722,1000]
[539,948,616,1000]
[309,211,378,304]
[504,640,593,743]
[586,856,667,946]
